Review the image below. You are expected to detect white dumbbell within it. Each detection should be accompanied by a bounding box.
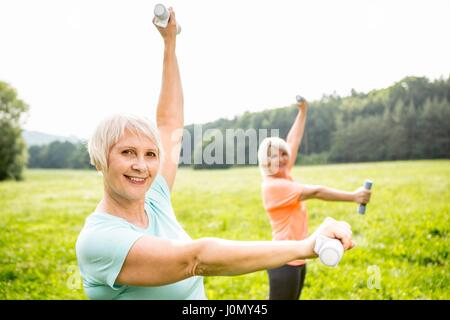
[314,234,344,267]
[154,4,181,34]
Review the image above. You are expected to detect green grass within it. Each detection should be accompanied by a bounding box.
[0,160,449,299]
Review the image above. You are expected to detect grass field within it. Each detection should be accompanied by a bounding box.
[0,160,449,299]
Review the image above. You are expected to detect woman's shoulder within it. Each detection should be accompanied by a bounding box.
[146,174,171,203]
[76,212,141,258]
[263,176,294,189]
[77,212,132,244]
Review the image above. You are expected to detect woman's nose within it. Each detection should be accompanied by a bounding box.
[131,156,147,171]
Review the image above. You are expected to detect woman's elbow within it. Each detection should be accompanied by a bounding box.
[301,186,321,201]
[189,238,224,277]
[180,238,207,277]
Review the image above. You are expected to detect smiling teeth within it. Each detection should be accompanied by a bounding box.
[129,177,145,182]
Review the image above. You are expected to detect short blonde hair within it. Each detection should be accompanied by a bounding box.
[257,137,291,176]
[88,114,163,172]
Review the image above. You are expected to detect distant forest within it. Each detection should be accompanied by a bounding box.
[27,76,450,169]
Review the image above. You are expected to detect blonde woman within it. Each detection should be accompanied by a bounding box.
[75,8,356,300]
[258,99,371,300]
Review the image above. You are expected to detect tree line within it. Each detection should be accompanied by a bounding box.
[1,75,449,180]
[184,76,450,167]
[25,75,450,170]
[27,141,91,169]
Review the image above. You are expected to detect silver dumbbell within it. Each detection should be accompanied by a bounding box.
[358,180,373,214]
[154,4,181,34]
[296,95,306,103]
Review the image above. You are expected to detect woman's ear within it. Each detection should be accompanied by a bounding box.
[95,165,104,175]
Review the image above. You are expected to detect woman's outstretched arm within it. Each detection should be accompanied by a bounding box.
[116,218,354,286]
[300,184,371,205]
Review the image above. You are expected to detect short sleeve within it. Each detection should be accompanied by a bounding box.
[262,178,303,210]
[146,174,171,204]
[76,223,144,289]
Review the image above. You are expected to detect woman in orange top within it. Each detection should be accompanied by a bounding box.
[258,98,371,300]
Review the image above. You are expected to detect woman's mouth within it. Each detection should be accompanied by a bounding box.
[124,175,147,185]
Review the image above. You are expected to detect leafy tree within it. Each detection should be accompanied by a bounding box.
[0,82,29,180]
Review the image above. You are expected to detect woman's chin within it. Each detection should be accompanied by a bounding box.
[268,166,287,176]
[122,190,147,201]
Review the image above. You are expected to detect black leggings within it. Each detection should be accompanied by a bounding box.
[267,264,307,300]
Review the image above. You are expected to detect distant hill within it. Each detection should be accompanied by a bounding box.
[22,130,82,146]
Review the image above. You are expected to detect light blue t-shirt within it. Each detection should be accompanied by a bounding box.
[75,174,206,300]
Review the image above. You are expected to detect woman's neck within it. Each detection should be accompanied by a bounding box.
[271,170,289,179]
[98,192,148,229]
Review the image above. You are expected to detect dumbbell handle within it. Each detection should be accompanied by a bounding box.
[358,180,373,214]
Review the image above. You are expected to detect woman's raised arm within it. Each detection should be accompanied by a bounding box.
[154,8,183,191]
[286,99,308,170]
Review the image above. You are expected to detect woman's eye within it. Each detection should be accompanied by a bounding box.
[147,152,157,157]
[122,150,134,155]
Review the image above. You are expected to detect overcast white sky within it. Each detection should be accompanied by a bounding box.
[1,0,449,139]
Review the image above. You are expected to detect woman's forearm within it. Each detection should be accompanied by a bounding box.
[287,110,307,147]
[192,238,315,277]
[315,186,355,202]
[156,42,184,128]
[286,107,307,167]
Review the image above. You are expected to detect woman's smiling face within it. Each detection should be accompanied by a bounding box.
[267,146,290,176]
[104,129,160,202]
